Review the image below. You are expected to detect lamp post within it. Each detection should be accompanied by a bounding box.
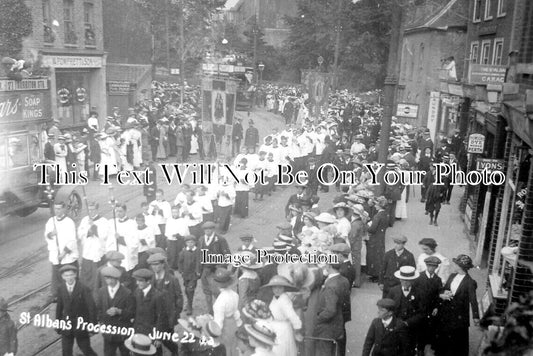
[258,61,264,83]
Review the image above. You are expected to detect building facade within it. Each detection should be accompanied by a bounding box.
[396,0,468,139]
[22,0,107,129]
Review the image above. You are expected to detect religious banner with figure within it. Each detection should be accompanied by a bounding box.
[201,77,237,158]
[304,71,331,120]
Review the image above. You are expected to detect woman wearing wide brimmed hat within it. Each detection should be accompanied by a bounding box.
[348,203,369,288]
[244,322,277,355]
[366,196,389,283]
[434,254,479,356]
[301,212,319,235]
[237,251,262,311]
[260,275,302,356]
[212,268,242,356]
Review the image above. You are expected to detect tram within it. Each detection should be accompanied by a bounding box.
[0,77,82,219]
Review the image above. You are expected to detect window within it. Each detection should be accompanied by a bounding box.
[497,0,506,17]
[481,40,491,64]
[493,38,504,65]
[484,0,493,20]
[56,72,91,126]
[63,0,77,45]
[84,2,96,46]
[0,139,6,171]
[473,0,482,22]
[470,41,480,64]
[42,0,54,43]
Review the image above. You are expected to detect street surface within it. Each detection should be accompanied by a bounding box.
[0,109,485,355]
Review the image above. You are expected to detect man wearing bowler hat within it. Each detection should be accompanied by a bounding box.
[198,221,231,314]
[363,299,408,356]
[379,235,416,298]
[56,265,98,356]
[95,266,134,356]
[386,266,424,354]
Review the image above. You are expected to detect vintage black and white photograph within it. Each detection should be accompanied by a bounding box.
[0,0,532,355]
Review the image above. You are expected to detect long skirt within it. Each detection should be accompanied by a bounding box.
[395,189,408,219]
[220,316,239,356]
[270,319,298,356]
[234,191,249,218]
[366,233,385,278]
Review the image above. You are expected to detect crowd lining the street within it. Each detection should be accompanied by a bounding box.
[0,81,484,356]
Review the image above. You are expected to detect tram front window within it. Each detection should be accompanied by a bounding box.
[0,139,6,170]
[7,135,30,168]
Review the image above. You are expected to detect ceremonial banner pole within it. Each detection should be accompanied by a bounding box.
[108,185,119,251]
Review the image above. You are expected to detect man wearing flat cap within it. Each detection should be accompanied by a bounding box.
[56,265,98,356]
[94,251,129,294]
[198,221,231,314]
[95,266,134,356]
[147,253,182,355]
[363,299,408,356]
[131,269,167,353]
[379,235,416,298]
[414,256,442,355]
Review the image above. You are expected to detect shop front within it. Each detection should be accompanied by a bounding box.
[483,100,533,316]
[41,53,107,130]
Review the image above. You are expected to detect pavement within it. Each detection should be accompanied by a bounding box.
[0,107,487,355]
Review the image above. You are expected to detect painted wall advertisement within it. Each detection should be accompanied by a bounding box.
[0,92,46,122]
[427,91,440,142]
[468,133,485,153]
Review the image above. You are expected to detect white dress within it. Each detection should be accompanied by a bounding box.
[269,293,302,356]
[99,138,119,176]
[395,188,408,219]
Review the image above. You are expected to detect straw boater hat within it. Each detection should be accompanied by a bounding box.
[238,251,263,270]
[394,266,420,281]
[124,334,156,355]
[244,323,277,346]
[260,275,298,292]
[315,213,336,224]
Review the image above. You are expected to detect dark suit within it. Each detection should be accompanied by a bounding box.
[56,282,97,356]
[232,122,243,156]
[244,126,259,151]
[94,264,130,297]
[133,287,167,336]
[314,274,350,356]
[414,272,442,351]
[198,235,231,313]
[435,273,479,356]
[379,249,416,297]
[362,317,408,356]
[339,260,356,288]
[386,285,424,353]
[95,285,134,356]
[178,247,201,312]
[152,271,182,355]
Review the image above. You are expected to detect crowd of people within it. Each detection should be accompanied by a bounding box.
[0,79,486,356]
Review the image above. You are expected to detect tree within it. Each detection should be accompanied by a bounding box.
[0,0,32,58]
[284,0,392,90]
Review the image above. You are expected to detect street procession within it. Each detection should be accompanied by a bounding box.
[1,0,533,356]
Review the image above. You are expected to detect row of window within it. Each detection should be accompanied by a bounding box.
[470,38,504,65]
[473,0,506,22]
[42,0,96,47]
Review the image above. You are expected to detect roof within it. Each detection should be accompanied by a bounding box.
[223,0,244,11]
[405,0,467,32]
[106,63,151,84]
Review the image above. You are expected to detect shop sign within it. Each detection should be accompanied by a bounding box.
[42,55,103,68]
[476,158,504,172]
[170,68,180,75]
[468,133,485,153]
[448,83,464,97]
[0,79,48,92]
[0,92,45,122]
[396,103,418,119]
[107,81,131,95]
[469,64,507,85]
[427,92,440,139]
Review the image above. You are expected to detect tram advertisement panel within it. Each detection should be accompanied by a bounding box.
[0,92,47,122]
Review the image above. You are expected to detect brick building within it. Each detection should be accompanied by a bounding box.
[396,0,468,135]
[21,0,107,129]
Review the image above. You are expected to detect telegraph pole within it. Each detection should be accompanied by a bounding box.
[377,0,404,194]
[179,0,184,105]
[333,0,343,89]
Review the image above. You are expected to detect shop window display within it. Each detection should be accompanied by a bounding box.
[56,72,91,127]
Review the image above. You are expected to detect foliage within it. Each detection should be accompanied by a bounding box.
[0,0,32,58]
[284,0,392,90]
